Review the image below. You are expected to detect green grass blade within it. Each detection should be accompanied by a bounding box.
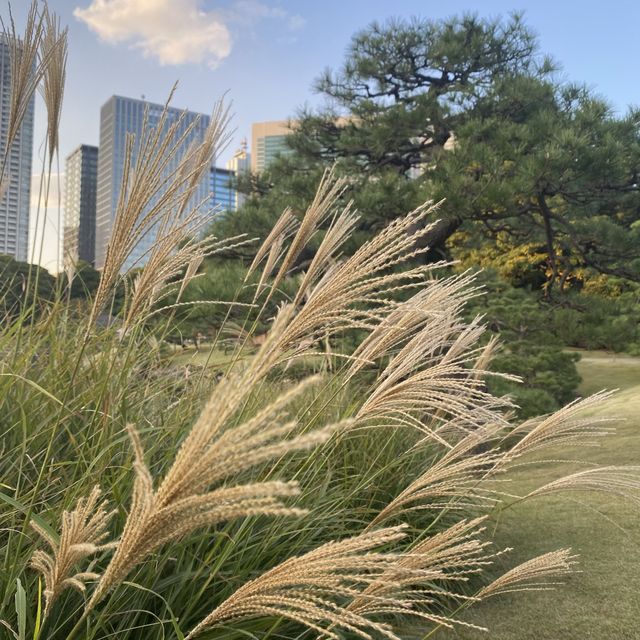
[32,578,42,640]
[14,578,26,640]
[0,492,59,545]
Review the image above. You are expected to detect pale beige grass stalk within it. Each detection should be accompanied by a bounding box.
[186,525,409,640]
[270,167,349,293]
[347,271,483,376]
[187,518,574,640]
[247,205,297,281]
[266,199,451,365]
[369,426,507,527]
[38,5,67,164]
[505,391,617,461]
[1,1,49,159]
[478,549,577,598]
[87,372,348,610]
[355,316,514,445]
[30,486,114,618]
[348,518,497,631]
[521,466,640,504]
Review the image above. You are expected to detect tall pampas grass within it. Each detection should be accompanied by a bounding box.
[86,373,348,611]
[478,549,578,598]
[38,5,67,166]
[185,525,410,640]
[4,6,640,636]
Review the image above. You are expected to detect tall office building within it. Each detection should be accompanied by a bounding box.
[63,145,98,266]
[95,96,210,271]
[0,36,34,262]
[210,166,235,213]
[251,120,295,173]
[225,138,250,208]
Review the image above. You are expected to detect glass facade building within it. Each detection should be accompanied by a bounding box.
[64,145,98,266]
[0,36,34,262]
[210,167,236,213]
[95,96,210,271]
[251,121,294,173]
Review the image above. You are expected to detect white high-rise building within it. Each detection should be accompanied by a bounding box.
[95,96,211,271]
[0,36,34,262]
[225,138,251,209]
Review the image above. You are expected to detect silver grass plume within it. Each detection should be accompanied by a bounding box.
[38,5,67,165]
[1,1,47,159]
[478,549,578,598]
[266,198,452,364]
[247,205,298,298]
[347,518,500,632]
[369,425,507,527]
[186,525,409,640]
[521,466,640,504]
[355,314,514,446]
[29,486,114,618]
[270,167,349,293]
[504,391,616,462]
[90,91,235,327]
[87,375,347,610]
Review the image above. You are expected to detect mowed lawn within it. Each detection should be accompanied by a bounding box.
[443,351,640,640]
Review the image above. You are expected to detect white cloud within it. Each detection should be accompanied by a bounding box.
[74,0,306,69]
[74,0,233,69]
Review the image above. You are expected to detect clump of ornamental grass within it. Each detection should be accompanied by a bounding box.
[4,5,640,636]
[85,371,350,612]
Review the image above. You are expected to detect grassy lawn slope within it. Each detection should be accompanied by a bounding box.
[444,351,640,639]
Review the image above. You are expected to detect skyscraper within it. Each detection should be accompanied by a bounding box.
[225,138,250,209]
[63,145,98,266]
[210,167,236,213]
[251,120,294,173]
[95,96,210,271]
[0,36,34,262]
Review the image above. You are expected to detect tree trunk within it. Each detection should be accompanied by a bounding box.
[411,216,463,260]
[537,194,558,294]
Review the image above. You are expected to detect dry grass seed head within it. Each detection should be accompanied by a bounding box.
[2,1,47,158]
[269,199,450,364]
[38,5,67,164]
[30,486,114,618]
[478,549,578,598]
[270,166,349,294]
[247,206,298,279]
[521,465,640,505]
[90,88,228,324]
[185,525,409,640]
[369,424,509,528]
[88,374,347,610]
[348,518,501,632]
[506,391,616,459]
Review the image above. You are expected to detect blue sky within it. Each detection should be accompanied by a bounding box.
[12,0,639,270]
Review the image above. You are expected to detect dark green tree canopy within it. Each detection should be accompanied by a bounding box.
[290,12,548,174]
[435,79,640,286]
[224,11,639,287]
